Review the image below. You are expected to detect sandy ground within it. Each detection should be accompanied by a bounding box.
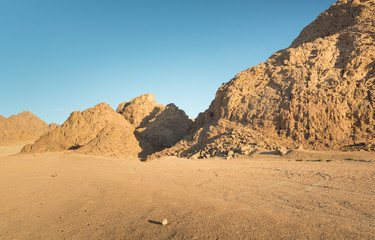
[0,147,375,240]
[0,145,25,157]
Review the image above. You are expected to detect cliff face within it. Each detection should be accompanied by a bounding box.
[0,111,54,145]
[153,0,375,158]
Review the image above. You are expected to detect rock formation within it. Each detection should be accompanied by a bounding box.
[0,111,56,145]
[22,94,193,157]
[153,0,375,158]
[22,103,142,157]
[117,94,193,156]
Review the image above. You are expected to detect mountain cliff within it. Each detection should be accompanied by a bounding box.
[153,0,375,158]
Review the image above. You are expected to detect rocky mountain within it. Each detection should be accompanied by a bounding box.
[0,111,56,145]
[153,0,375,158]
[22,103,142,157]
[22,94,193,157]
[116,93,193,156]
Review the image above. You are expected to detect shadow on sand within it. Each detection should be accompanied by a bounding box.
[148,220,163,225]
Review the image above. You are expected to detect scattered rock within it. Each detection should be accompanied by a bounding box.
[188,152,201,159]
[227,150,234,157]
[162,219,168,226]
[276,146,288,156]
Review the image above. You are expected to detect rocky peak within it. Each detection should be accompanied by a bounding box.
[153,0,375,158]
[0,111,52,145]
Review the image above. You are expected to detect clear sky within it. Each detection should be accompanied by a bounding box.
[0,0,336,124]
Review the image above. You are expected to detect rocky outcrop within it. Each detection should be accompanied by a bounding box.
[22,103,142,157]
[117,94,193,156]
[116,93,161,128]
[21,94,193,157]
[0,111,54,145]
[153,0,375,158]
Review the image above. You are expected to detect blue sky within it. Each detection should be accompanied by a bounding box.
[0,0,335,124]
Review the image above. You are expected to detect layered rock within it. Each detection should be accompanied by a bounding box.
[0,111,55,145]
[154,0,375,158]
[22,103,142,157]
[117,94,193,156]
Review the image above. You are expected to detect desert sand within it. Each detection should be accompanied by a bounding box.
[1,1,375,239]
[1,147,374,239]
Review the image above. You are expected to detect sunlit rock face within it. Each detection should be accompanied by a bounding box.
[153,0,375,158]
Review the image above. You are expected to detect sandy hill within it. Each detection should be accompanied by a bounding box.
[22,95,193,157]
[153,0,375,159]
[0,111,56,145]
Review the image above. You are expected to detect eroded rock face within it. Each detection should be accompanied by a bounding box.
[153,0,375,158]
[0,111,54,145]
[117,94,193,156]
[116,93,161,128]
[22,103,142,157]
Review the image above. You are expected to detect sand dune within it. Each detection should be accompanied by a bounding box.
[1,148,374,239]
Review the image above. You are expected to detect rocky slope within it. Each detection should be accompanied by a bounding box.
[153,0,375,158]
[22,103,142,157]
[117,94,193,156]
[22,94,193,157]
[0,111,56,145]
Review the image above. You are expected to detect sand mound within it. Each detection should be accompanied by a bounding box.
[22,103,142,157]
[117,94,193,155]
[153,0,375,158]
[0,111,54,145]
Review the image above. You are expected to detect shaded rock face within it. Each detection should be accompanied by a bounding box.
[0,111,54,145]
[117,94,194,156]
[22,103,142,157]
[116,93,160,127]
[154,0,375,158]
